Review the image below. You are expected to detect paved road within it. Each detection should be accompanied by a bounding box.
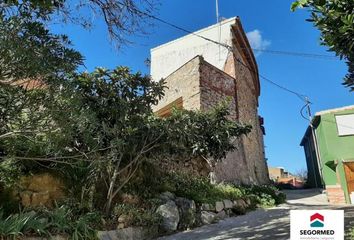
[157,189,354,240]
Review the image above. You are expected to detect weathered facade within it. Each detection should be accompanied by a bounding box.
[151,17,269,185]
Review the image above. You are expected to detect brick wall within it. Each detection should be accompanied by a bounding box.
[326,185,346,205]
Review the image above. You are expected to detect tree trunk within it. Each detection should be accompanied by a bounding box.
[105,168,118,215]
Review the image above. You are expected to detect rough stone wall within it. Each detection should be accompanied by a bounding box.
[199,59,251,184]
[152,53,269,185]
[224,51,269,184]
[18,173,65,208]
[152,56,201,112]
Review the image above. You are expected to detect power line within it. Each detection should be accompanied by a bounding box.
[132,6,354,133]
[235,58,307,101]
[251,48,338,60]
[125,2,337,61]
[300,102,310,121]
[124,3,325,106]
[127,6,309,101]
[300,101,354,130]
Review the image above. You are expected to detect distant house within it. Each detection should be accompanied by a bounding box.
[150,17,269,185]
[268,167,304,189]
[268,167,289,181]
[301,105,354,204]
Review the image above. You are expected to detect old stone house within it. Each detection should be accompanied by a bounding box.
[151,17,269,185]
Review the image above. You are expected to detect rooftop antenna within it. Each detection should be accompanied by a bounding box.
[216,0,222,60]
[216,0,220,23]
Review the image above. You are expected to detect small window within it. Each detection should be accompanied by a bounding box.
[335,114,354,136]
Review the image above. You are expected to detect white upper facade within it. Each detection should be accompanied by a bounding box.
[150,17,237,81]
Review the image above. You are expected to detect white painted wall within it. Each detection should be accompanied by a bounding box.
[150,17,237,81]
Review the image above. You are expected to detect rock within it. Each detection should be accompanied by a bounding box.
[223,199,233,209]
[156,200,180,232]
[200,211,217,225]
[201,203,215,211]
[225,209,233,216]
[117,223,125,229]
[31,191,50,207]
[20,191,32,207]
[244,198,252,206]
[118,214,128,223]
[232,199,247,215]
[98,226,158,240]
[159,192,175,202]
[215,210,227,220]
[24,235,67,240]
[117,214,129,229]
[97,230,117,240]
[215,201,224,212]
[19,173,65,208]
[234,199,247,208]
[175,197,196,230]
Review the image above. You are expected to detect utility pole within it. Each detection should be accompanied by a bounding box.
[306,97,324,189]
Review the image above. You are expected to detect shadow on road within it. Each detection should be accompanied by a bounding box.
[283,189,324,201]
[159,208,290,240]
[158,189,354,240]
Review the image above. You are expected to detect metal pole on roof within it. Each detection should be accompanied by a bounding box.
[216,0,219,23]
[216,0,222,60]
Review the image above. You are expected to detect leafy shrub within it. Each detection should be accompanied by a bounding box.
[45,205,101,240]
[348,227,354,240]
[0,206,101,240]
[113,202,161,227]
[245,185,286,207]
[159,172,244,203]
[0,186,19,216]
[130,168,286,207]
[0,210,47,238]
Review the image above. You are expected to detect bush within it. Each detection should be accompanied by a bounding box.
[0,186,19,216]
[128,168,286,207]
[348,227,354,240]
[158,172,244,204]
[245,185,286,207]
[0,206,101,240]
[0,210,47,238]
[113,202,161,227]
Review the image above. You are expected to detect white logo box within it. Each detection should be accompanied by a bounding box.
[290,210,344,240]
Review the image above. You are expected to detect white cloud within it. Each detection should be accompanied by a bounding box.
[246,29,271,57]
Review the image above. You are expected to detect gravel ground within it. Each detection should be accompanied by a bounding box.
[157,189,354,240]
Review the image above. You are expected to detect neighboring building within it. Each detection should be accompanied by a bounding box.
[268,167,288,181]
[269,167,304,188]
[277,177,304,189]
[151,17,269,185]
[301,105,354,204]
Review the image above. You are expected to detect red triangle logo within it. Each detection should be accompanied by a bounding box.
[310,213,324,222]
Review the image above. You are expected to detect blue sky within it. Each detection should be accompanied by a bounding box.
[52,0,352,173]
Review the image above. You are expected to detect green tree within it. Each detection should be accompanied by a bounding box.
[291,0,354,91]
[0,1,252,216]
[0,15,83,85]
[1,0,159,48]
[64,67,251,213]
[0,14,83,146]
